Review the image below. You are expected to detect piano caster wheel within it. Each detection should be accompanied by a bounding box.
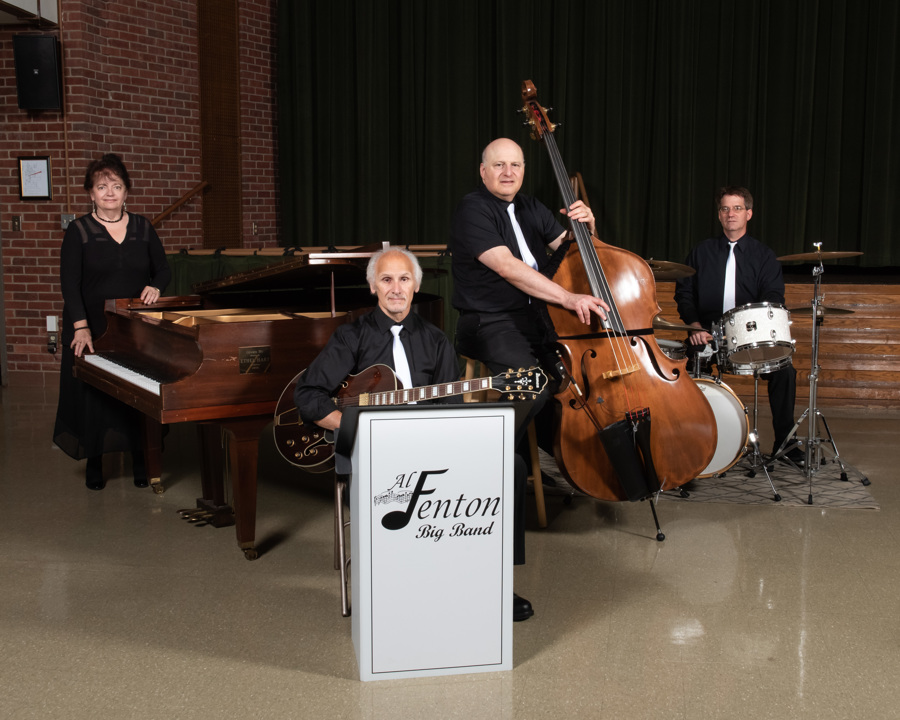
[150,479,164,495]
[242,547,259,561]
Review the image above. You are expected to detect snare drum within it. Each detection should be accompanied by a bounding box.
[693,376,749,478]
[656,338,686,361]
[715,302,794,374]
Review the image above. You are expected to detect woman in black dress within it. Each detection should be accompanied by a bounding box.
[53,154,171,490]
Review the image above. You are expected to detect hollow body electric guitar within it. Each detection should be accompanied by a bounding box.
[273,364,547,471]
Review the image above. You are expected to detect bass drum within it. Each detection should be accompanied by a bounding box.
[694,377,749,478]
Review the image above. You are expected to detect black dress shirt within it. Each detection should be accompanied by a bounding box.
[674,234,786,329]
[294,305,461,424]
[60,213,171,342]
[450,184,565,312]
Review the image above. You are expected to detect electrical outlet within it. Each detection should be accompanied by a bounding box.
[12,216,21,232]
[61,213,76,230]
[47,316,59,354]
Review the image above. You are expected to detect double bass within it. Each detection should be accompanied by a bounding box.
[519,80,717,502]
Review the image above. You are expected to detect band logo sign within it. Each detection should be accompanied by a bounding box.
[374,468,500,542]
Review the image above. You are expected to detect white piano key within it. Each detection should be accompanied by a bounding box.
[83,354,161,396]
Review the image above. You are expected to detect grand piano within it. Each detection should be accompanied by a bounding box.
[73,249,444,559]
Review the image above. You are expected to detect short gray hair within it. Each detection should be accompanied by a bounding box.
[366,246,423,287]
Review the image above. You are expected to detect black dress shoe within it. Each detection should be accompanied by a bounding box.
[513,593,534,622]
[783,448,806,466]
[85,456,105,491]
[132,450,149,488]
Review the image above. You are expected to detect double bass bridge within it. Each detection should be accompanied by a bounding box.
[601,363,640,380]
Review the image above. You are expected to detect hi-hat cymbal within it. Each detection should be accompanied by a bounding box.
[646,259,696,280]
[652,316,696,331]
[787,305,855,316]
[777,250,863,262]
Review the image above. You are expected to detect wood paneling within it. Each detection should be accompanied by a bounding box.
[654,283,900,409]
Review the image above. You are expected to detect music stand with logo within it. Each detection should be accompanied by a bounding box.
[338,402,522,681]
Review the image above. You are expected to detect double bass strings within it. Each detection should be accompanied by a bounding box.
[537,124,644,413]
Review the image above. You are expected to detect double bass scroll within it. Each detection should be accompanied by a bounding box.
[519,80,717,502]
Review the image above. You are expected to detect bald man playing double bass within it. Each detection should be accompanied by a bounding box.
[449,138,609,450]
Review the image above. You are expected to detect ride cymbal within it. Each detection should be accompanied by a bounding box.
[777,250,863,262]
[646,259,696,280]
[652,316,696,331]
[787,305,855,316]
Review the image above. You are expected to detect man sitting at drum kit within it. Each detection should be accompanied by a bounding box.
[674,186,803,465]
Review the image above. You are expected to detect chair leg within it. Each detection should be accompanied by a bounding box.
[335,476,351,617]
[333,476,341,570]
[528,422,547,528]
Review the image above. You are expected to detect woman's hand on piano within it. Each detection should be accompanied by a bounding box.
[140,285,161,304]
[71,327,94,358]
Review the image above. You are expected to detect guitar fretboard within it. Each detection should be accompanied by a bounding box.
[346,377,493,408]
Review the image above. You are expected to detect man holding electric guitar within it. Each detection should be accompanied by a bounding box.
[294,246,536,621]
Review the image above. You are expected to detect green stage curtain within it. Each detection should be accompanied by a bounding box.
[278,0,898,268]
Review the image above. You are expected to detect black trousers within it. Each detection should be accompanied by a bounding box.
[760,363,798,451]
[456,308,550,565]
[455,307,559,450]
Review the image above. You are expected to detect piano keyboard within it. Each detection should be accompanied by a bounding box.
[83,354,161,396]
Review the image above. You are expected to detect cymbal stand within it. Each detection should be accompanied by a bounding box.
[771,246,869,503]
[740,369,782,502]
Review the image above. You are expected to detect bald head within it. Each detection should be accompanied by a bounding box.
[480,138,525,202]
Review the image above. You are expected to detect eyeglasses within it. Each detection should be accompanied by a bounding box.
[718,205,748,214]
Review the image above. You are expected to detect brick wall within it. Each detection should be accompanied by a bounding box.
[0,0,279,386]
[239,0,279,247]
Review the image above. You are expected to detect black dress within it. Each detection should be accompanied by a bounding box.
[53,213,171,460]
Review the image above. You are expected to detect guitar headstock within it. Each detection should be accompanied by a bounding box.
[493,365,548,399]
[520,80,556,143]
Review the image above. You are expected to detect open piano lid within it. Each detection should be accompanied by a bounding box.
[190,252,370,295]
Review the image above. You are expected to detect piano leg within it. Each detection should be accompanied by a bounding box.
[222,416,271,561]
[140,416,164,494]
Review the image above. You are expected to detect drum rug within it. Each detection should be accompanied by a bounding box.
[538,450,879,509]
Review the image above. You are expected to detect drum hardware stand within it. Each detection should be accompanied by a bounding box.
[739,369,782,501]
[770,244,869,504]
[690,340,718,379]
[696,334,781,502]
